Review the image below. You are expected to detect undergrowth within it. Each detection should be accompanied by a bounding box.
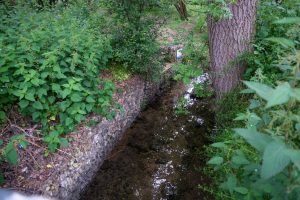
[205,0,300,199]
[0,0,165,184]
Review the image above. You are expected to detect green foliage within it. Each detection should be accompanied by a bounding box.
[194,83,213,98]
[0,135,28,168]
[0,0,169,184]
[206,8,300,199]
[102,0,163,79]
[0,135,26,185]
[215,87,249,130]
[110,64,131,81]
[244,0,300,85]
[175,97,190,115]
[173,63,202,84]
[0,3,115,135]
[195,0,237,20]
[0,2,118,181]
[173,33,206,84]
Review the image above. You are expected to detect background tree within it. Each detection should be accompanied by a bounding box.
[174,0,188,20]
[208,0,257,98]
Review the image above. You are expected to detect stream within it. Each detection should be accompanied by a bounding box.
[80,75,215,200]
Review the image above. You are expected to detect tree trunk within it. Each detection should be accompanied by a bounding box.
[174,0,188,21]
[208,0,257,98]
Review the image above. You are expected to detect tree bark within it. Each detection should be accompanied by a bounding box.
[208,0,257,98]
[174,0,188,21]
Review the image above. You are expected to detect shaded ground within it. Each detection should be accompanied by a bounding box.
[81,81,215,200]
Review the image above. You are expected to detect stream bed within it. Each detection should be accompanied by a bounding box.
[80,78,215,200]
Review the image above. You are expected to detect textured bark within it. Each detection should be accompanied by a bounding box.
[208,0,257,98]
[174,0,188,21]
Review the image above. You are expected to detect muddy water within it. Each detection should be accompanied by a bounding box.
[80,79,214,200]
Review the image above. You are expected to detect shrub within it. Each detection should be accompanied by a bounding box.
[103,0,163,79]
[0,3,115,147]
[244,0,300,84]
[206,10,300,200]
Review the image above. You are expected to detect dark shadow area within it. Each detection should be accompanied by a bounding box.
[80,81,215,200]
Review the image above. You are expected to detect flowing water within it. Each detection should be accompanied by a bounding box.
[81,75,215,200]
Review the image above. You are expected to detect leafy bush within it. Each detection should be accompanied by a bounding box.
[244,0,300,84]
[206,14,300,199]
[0,3,115,150]
[173,33,207,84]
[194,83,213,98]
[102,0,163,79]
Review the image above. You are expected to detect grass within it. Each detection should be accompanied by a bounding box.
[201,86,252,200]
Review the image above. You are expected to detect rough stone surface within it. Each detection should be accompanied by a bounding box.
[40,72,172,200]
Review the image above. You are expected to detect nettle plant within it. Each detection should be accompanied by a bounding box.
[0,4,116,158]
[207,19,300,199]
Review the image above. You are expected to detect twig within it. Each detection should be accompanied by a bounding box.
[5,117,76,160]
[23,147,41,169]
[0,124,10,136]
[27,139,76,160]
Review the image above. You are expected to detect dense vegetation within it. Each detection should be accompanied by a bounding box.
[1,0,300,199]
[0,0,165,183]
[205,0,300,199]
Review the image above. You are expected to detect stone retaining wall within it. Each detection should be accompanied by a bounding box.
[42,70,172,200]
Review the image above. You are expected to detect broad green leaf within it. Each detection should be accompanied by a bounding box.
[19,100,29,109]
[0,66,8,73]
[31,78,41,86]
[291,89,300,101]
[240,88,255,94]
[243,81,273,101]
[0,139,3,146]
[37,88,47,98]
[75,114,84,122]
[296,124,300,132]
[25,92,35,101]
[249,99,261,109]
[274,17,300,24]
[6,147,18,166]
[266,37,295,48]
[86,96,96,103]
[85,103,94,112]
[33,101,43,110]
[52,83,61,91]
[59,138,69,147]
[234,128,273,152]
[0,111,5,120]
[232,154,250,165]
[65,117,73,126]
[284,149,300,170]
[211,142,227,148]
[61,89,71,99]
[70,93,82,102]
[220,175,237,194]
[207,156,224,165]
[266,82,291,108]
[48,143,58,153]
[32,112,40,121]
[48,96,56,104]
[19,140,29,148]
[234,187,248,194]
[261,141,290,179]
[59,101,71,111]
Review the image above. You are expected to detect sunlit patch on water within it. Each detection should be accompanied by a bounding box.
[152,161,176,200]
[183,73,210,107]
